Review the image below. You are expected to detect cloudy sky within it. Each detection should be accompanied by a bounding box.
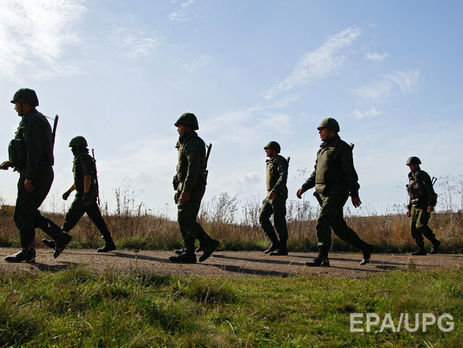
[0,0,462,218]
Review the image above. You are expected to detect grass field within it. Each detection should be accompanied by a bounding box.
[0,267,461,347]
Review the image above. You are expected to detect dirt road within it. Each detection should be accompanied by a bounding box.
[0,248,462,277]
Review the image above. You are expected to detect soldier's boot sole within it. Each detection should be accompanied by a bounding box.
[175,248,187,255]
[269,249,288,256]
[4,249,36,263]
[199,239,219,262]
[411,249,427,256]
[42,239,56,249]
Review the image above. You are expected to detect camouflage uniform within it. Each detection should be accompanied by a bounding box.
[63,149,114,247]
[300,118,372,266]
[259,152,289,254]
[171,113,218,263]
[4,89,71,262]
[407,165,440,254]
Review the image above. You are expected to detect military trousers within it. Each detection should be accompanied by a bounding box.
[410,205,438,247]
[259,196,288,244]
[62,196,111,240]
[177,185,210,250]
[316,194,368,250]
[14,165,63,248]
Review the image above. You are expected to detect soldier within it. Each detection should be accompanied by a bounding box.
[259,141,289,255]
[296,117,372,266]
[406,156,440,255]
[1,88,71,262]
[42,137,116,252]
[170,113,219,263]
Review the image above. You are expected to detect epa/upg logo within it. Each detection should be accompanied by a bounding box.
[350,313,454,333]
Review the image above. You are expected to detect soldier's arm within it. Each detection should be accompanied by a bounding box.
[340,144,360,197]
[271,158,288,194]
[301,165,316,191]
[22,118,42,180]
[183,143,201,192]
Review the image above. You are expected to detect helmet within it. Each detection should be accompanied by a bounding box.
[317,117,340,132]
[10,88,39,107]
[264,141,281,153]
[174,113,199,130]
[406,156,421,165]
[69,136,88,148]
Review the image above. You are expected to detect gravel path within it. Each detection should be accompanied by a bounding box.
[1,248,462,278]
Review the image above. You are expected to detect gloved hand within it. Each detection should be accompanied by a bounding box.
[62,190,71,200]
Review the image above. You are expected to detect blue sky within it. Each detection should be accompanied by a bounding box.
[1,0,462,218]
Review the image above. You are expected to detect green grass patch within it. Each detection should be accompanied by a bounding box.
[0,267,461,346]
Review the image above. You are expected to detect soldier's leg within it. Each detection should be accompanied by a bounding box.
[62,197,86,233]
[11,193,36,262]
[85,202,116,252]
[172,200,198,262]
[415,209,440,253]
[315,195,333,250]
[270,198,288,255]
[259,199,280,253]
[410,206,425,248]
[329,196,371,250]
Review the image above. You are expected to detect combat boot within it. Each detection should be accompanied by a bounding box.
[199,239,219,262]
[360,243,373,265]
[53,233,72,259]
[175,248,187,255]
[5,246,36,263]
[306,247,330,267]
[430,240,441,254]
[169,250,196,263]
[98,238,116,252]
[270,240,288,256]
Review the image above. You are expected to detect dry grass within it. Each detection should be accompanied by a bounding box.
[1,176,462,253]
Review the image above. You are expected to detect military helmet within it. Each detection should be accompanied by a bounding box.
[317,117,340,132]
[264,141,281,153]
[406,156,421,165]
[174,113,199,130]
[69,136,88,148]
[10,88,39,107]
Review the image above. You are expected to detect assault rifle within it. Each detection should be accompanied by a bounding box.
[91,148,100,205]
[205,143,212,181]
[52,115,59,147]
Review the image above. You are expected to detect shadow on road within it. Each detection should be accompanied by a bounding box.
[204,262,290,277]
[213,254,305,266]
[32,261,80,272]
[109,251,172,264]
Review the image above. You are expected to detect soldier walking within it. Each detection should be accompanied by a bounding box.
[42,136,116,252]
[406,156,440,255]
[1,88,71,262]
[296,117,372,266]
[170,113,219,263]
[259,141,289,255]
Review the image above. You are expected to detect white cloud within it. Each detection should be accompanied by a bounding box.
[353,107,382,119]
[263,27,361,102]
[111,28,160,59]
[0,0,86,78]
[350,70,420,101]
[184,56,210,72]
[168,0,195,23]
[365,52,389,62]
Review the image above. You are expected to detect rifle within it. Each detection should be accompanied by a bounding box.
[287,156,290,165]
[431,177,438,186]
[205,143,212,181]
[52,115,59,147]
[91,148,101,205]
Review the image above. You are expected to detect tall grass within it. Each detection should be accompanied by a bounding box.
[0,176,462,253]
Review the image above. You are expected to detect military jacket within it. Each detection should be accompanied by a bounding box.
[407,169,437,208]
[73,151,97,198]
[266,154,288,198]
[176,132,206,192]
[15,109,54,179]
[302,134,360,197]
